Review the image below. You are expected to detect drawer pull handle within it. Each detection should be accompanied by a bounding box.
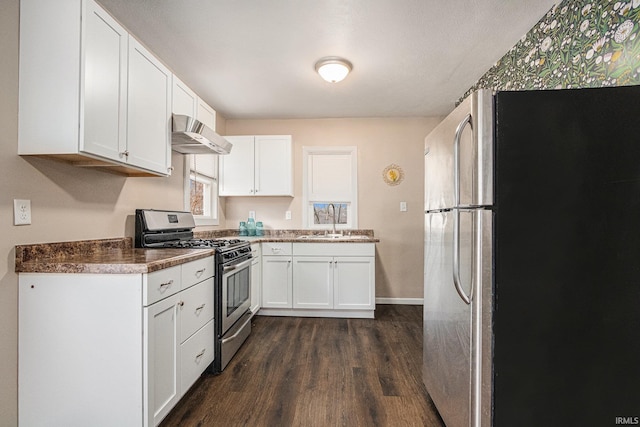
[160,279,174,288]
[195,349,206,359]
[195,303,206,312]
[196,268,206,276]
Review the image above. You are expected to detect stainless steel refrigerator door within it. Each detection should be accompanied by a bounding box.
[424,90,493,212]
[471,209,493,427]
[423,209,474,427]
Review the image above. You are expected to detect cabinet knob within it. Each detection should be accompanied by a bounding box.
[119,150,129,158]
[178,301,184,307]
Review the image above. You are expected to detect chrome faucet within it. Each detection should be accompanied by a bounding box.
[328,203,338,235]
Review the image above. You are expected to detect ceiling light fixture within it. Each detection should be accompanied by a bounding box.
[315,57,353,83]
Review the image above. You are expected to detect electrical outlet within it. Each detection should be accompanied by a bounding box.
[400,201,407,212]
[285,211,292,220]
[249,211,256,219]
[14,199,32,225]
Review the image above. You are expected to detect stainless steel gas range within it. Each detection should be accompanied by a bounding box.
[135,209,252,373]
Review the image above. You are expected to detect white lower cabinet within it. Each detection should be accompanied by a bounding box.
[293,255,375,310]
[333,256,375,309]
[292,257,333,309]
[261,257,293,308]
[145,293,181,426]
[18,256,214,427]
[250,243,262,313]
[261,242,293,308]
[259,242,375,318]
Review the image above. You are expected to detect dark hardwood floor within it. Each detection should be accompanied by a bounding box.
[161,305,445,427]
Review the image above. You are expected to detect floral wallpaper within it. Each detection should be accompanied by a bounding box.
[462,0,640,100]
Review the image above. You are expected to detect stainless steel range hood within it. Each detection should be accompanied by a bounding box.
[171,114,233,155]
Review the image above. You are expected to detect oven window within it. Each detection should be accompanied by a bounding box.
[227,267,250,317]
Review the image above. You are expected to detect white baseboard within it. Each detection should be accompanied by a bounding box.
[375,297,423,305]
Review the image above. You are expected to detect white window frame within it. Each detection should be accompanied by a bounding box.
[183,154,219,226]
[302,146,358,230]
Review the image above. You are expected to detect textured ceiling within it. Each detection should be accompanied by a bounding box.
[97,0,558,119]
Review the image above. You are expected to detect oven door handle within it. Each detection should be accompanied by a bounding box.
[223,258,252,273]
[221,313,252,344]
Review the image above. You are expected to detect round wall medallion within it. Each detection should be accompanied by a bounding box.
[382,164,404,186]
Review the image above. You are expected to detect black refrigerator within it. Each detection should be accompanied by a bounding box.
[423,86,640,427]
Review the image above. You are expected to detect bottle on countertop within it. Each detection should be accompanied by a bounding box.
[239,221,248,236]
[247,217,256,236]
[256,221,264,236]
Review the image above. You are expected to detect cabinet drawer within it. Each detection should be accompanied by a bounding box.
[144,265,181,306]
[180,320,214,394]
[262,242,292,256]
[182,256,214,289]
[180,278,214,341]
[293,242,375,257]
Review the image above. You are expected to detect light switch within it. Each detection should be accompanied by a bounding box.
[285,211,292,220]
[400,202,407,212]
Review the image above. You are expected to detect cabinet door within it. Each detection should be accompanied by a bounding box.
[144,293,181,427]
[172,75,197,117]
[219,136,255,195]
[293,256,334,309]
[255,135,293,196]
[196,99,216,130]
[261,256,292,308]
[81,0,128,161]
[127,37,172,175]
[333,257,375,310]
[250,245,262,313]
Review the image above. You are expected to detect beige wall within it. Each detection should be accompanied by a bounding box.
[224,117,441,301]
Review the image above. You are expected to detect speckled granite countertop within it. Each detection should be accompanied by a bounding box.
[15,230,378,274]
[15,238,214,274]
[194,229,380,243]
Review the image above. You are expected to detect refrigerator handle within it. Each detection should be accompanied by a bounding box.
[453,113,473,305]
[453,208,472,305]
[453,113,472,206]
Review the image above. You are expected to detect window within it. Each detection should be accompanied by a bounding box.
[184,154,219,226]
[302,146,357,229]
[312,202,349,226]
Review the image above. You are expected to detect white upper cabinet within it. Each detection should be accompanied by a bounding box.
[219,136,255,195]
[219,135,293,196]
[172,76,198,118]
[196,99,216,130]
[171,75,217,130]
[127,37,172,175]
[19,0,171,176]
[81,0,128,162]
